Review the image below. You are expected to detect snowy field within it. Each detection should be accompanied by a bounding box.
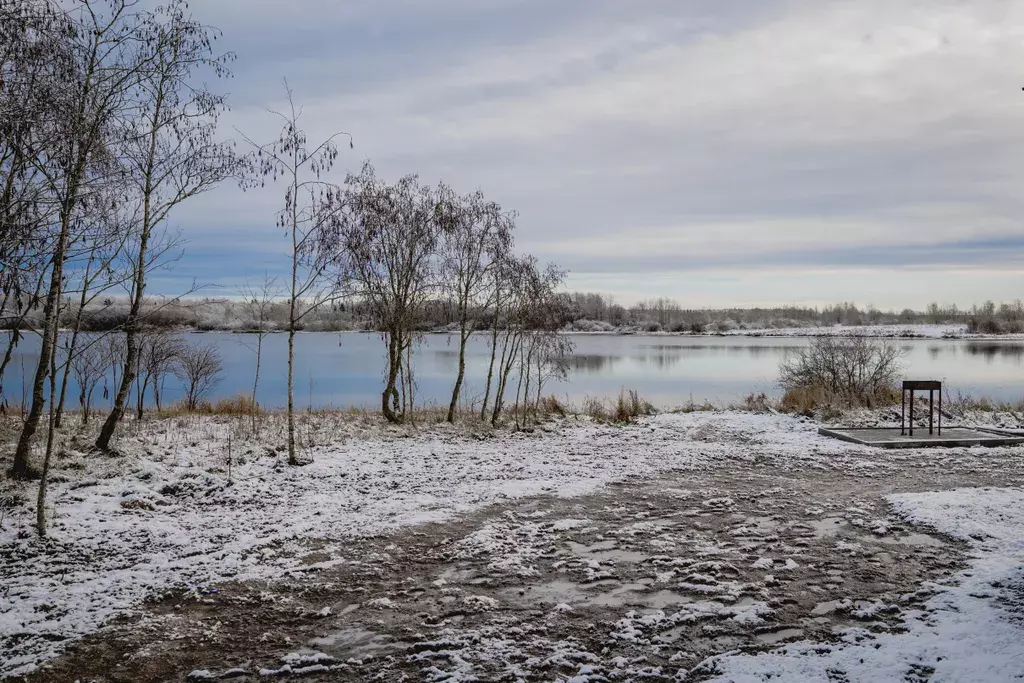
[2,411,1024,681]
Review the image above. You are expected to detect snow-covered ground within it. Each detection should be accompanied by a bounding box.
[702,487,1024,682]
[2,411,836,677]
[2,411,1024,680]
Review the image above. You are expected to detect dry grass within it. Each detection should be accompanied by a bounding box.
[672,397,719,413]
[942,391,1024,417]
[538,395,568,417]
[778,384,899,420]
[584,389,656,424]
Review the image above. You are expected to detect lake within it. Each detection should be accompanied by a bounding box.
[1,332,1022,411]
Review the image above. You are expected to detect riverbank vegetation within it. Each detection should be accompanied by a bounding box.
[6,295,1024,336]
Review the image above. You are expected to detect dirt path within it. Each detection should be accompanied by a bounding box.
[26,442,1024,683]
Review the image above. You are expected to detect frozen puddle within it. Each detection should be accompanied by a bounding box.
[805,517,847,537]
[567,540,650,564]
[591,584,693,609]
[755,628,804,645]
[503,580,692,610]
[308,627,406,659]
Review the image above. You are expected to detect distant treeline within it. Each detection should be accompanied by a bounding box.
[564,295,1024,334]
[3,295,1023,334]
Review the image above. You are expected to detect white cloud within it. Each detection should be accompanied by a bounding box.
[168,0,1024,307]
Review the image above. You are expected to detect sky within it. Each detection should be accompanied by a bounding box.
[155,0,1024,310]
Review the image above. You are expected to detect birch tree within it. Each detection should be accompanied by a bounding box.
[337,163,439,424]
[96,0,235,450]
[436,186,513,423]
[13,0,142,480]
[239,86,350,464]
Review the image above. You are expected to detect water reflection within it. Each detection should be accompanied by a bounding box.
[570,355,620,373]
[964,343,1024,363]
[5,332,1024,408]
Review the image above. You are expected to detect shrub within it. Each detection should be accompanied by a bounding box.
[778,336,902,413]
[175,342,225,411]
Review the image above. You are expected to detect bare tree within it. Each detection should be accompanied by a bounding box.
[337,163,440,424]
[237,274,282,432]
[491,260,570,426]
[96,0,236,451]
[135,328,184,417]
[436,185,513,422]
[69,333,107,424]
[175,342,223,412]
[779,336,903,407]
[10,0,144,480]
[239,84,350,464]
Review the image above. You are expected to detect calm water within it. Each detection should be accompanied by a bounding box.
[2,332,1022,410]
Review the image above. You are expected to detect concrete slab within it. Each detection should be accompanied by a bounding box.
[818,426,1024,449]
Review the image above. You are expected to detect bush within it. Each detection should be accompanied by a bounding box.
[778,336,902,413]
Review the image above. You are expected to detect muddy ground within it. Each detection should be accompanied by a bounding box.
[22,437,1024,683]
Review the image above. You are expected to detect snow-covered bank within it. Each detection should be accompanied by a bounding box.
[701,487,1024,682]
[568,323,1024,340]
[1,412,841,678]
[720,323,1022,339]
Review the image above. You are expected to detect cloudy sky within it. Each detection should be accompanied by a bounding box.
[158,0,1024,309]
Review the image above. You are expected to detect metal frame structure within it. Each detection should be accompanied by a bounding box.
[901,380,941,436]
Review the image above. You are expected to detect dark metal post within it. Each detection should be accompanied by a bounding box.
[909,390,914,437]
[929,389,934,435]
[901,388,906,436]
[938,390,942,436]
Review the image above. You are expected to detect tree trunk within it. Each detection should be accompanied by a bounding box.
[95,82,164,451]
[381,331,402,424]
[0,329,20,391]
[251,333,262,433]
[405,337,415,425]
[479,310,500,421]
[287,324,297,463]
[37,312,60,536]
[13,223,71,479]
[447,315,469,423]
[491,332,519,426]
[55,253,94,428]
